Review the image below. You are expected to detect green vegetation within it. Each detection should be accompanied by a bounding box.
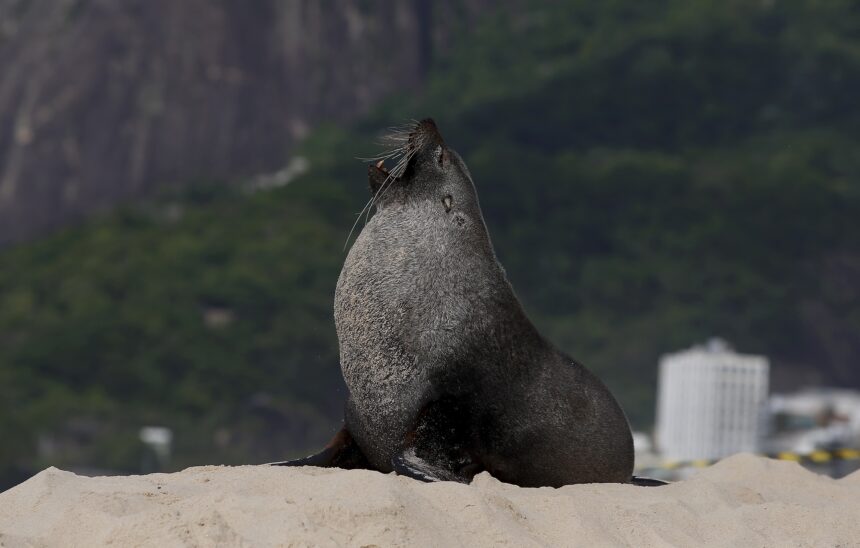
[1,0,859,483]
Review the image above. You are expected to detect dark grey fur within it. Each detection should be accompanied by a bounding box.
[332,119,634,487]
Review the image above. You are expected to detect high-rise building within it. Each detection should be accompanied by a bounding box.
[656,338,769,461]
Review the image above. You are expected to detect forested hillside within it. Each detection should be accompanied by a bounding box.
[1,0,858,485]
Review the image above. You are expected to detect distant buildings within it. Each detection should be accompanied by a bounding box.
[656,338,769,461]
[766,389,860,454]
[641,339,860,479]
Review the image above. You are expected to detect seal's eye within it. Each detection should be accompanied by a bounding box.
[442,195,453,212]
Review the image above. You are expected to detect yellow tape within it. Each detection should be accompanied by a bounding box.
[809,450,832,463]
[777,452,802,461]
[836,449,860,460]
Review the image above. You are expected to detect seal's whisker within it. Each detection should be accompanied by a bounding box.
[362,173,394,226]
[380,129,412,139]
[370,148,416,212]
[355,151,401,162]
[343,120,423,250]
[344,194,376,251]
[345,165,400,251]
[389,145,418,179]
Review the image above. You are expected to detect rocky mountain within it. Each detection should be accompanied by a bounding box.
[0,0,496,245]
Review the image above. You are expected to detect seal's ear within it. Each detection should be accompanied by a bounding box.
[368,164,386,195]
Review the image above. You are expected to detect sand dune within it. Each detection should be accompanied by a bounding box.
[1,454,858,547]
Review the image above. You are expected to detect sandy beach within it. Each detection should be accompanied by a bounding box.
[0,454,858,547]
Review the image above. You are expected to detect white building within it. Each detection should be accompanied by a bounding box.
[656,338,769,461]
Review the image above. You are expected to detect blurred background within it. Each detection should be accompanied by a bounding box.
[1,0,859,489]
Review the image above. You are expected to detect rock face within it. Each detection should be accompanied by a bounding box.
[0,455,859,546]
[0,0,494,244]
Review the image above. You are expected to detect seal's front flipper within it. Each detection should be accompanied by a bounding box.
[392,447,467,483]
[391,396,483,483]
[630,475,668,486]
[270,427,371,470]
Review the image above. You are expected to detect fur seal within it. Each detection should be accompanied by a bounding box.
[276,119,646,487]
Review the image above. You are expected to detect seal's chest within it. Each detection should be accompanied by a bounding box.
[335,211,479,395]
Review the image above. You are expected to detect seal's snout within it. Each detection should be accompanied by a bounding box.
[368,118,446,187]
[411,118,445,148]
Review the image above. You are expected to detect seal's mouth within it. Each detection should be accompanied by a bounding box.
[374,159,390,176]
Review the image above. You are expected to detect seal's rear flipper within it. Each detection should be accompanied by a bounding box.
[270,427,371,470]
[630,475,668,486]
[392,447,469,483]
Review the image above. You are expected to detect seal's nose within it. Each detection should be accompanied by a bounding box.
[412,118,445,148]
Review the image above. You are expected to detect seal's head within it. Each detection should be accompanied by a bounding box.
[367,119,479,220]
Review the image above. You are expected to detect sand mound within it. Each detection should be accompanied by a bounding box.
[1,454,858,547]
